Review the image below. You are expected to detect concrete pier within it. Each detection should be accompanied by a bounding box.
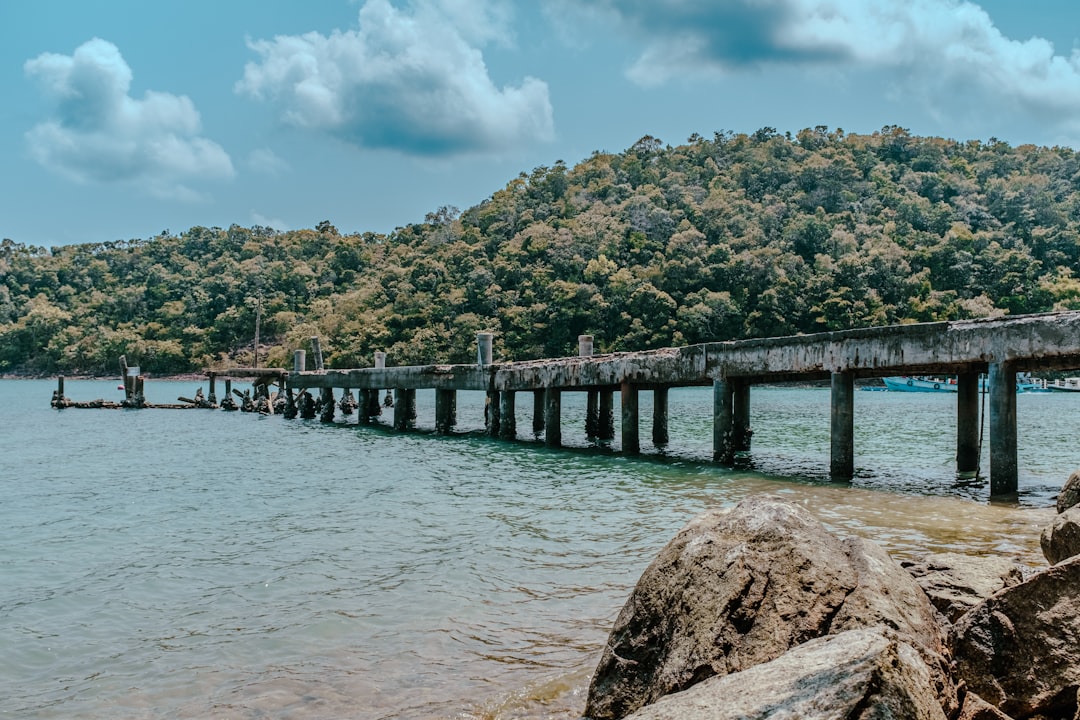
[545,388,561,447]
[435,389,456,435]
[713,378,733,464]
[499,391,516,440]
[652,387,668,447]
[732,381,751,452]
[599,389,615,442]
[989,362,1018,497]
[621,382,640,454]
[532,389,545,436]
[956,372,980,477]
[830,371,855,481]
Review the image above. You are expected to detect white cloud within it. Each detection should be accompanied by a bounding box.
[248,148,290,176]
[236,0,554,155]
[557,0,1080,138]
[250,211,289,231]
[23,38,234,199]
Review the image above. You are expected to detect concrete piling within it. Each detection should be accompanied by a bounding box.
[956,372,980,477]
[713,378,733,464]
[652,386,669,447]
[532,390,545,436]
[499,391,516,440]
[830,371,855,481]
[989,362,1018,497]
[545,388,562,447]
[435,389,457,435]
[621,382,640,454]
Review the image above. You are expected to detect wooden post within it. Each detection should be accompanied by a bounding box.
[435,389,457,434]
[599,388,615,441]
[545,387,562,447]
[622,382,640,454]
[830,371,855,481]
[733,381,751,451]
[652,386,668,447]
[956,371,980,477]
[713,378,733,464]
[989,362,1018,497]
[499,390,516,440]
[532,389,545,436]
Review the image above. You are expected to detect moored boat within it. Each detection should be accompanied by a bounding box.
[882,375,1048,393]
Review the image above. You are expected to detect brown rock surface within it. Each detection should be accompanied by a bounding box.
[621,627,946,720]
[584,495,953,720]
[956,692,1015,720]
[1056,469,1080,514]
[1040,506,1080,565]
[953,555,1080,718]
[901,552,1023,622]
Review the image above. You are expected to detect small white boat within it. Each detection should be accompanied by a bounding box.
[1045,377,1080,392]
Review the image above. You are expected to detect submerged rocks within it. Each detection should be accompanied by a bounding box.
[621,627,947,720]
[953,555,1080,718]
[584,495,953,720]
[1040,506,1080,565]
[900,552,1023,622]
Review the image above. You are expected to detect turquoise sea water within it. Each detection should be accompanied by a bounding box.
[0,378,1072,718]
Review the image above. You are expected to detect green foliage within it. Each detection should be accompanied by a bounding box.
[4,126,1080,375]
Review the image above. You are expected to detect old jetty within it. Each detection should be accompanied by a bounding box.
[53,311,1080,498]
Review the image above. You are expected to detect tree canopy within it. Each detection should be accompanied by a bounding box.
[4,125,1080,375]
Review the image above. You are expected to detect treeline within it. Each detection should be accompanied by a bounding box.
[4,125,1080,375]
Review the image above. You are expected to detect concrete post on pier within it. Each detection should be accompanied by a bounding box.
[293,350,306,373]
[622,382,640,454]
[477,332,494,367]
[545,388,562,447]
[988,362,1018,497]
[435,389,457,435]
[956,372,981,478]
[207,374,218,406]
[713,377,734,464]
[580,336,599,440]
[532,389,545,436]
[598,388,615,442]
[652,386,669,447]
[830,371,855,481]
[310,337,324,372]
[499,391,516,440]
[732,381,751,452]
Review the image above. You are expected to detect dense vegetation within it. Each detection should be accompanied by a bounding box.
[4,125,1080,375]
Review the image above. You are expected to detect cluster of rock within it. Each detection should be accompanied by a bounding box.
[584,481,1080,720]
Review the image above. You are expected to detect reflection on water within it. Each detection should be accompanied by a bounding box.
[0,380,1071,718]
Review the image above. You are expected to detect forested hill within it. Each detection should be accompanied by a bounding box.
[4,125,1080,376]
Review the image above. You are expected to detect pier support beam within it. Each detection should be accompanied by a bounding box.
[499,390,516,440]
[652,386,669,447]
[486,390,501,437]
[320,388,335,422]
[394,389,416,431]
[956,372,981,477]
[733,381,752,452]
[532,390,545,436]
[586,390,600,439]
[713,378,734,464]
[435,389,457,435]
[599,389,615,442]
[622,382,640,454]
[545,388,562,447]
[989,362,1018,497]
[830,371,855,481]
[207,374,217,406]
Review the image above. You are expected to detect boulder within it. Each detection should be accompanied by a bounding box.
[584,496,954,720]
[1040,506,1080,565]
[901,552,1023,622]
[953,555,1080,718]
[621,627,947,720]
[956,692,1015,720]
[1056,470,1080,514]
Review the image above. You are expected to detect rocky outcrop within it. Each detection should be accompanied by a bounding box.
[900,552,1023,622]
[953,555,1080,718]
[1056,469,1080,513]
[1040,506,1080,565]
[955,692,1015,720]
[584,495,953,720]
[621,627,947,720]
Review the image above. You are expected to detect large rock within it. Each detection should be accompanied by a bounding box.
[1056,469,1080,514]
[584,496,953,720]
[956,692,1015,720]
[621,627,946,720]
[901,552,1023,622]
[953,554,1080,718]
[1040,506,1080,565]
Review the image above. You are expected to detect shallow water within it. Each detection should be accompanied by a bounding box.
[0,379,1072,718]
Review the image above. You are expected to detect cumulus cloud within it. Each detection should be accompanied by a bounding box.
[23,38,234,199]
[236,0,554,155]
[554,0,1080,135]
[248,148,290,176]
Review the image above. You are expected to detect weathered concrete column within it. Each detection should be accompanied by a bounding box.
[598,388,615,441]
[622,382,640,454]
[293,350,306,372]
[393,389,410,431]
[57,375,64,397]
[830,371,855,481]
[578,335,594,357]
[499,390,516,440]
[477,332,494,367]
[374,352,386,369]
[310,337,324,372]
[989,362,1018,497]
[486,390,501,437]
[435,389,457,435]
[207,374,217,405]
[320,388,335,422]
[732,381,751,451]
[545,387,562,447]
[652,386,669,446]
[586,390,600,439]
[713,378,734,464]
[532,389,545,436]
[956,372,981,478]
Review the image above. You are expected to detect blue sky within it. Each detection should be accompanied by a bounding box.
[4,0,1080,248]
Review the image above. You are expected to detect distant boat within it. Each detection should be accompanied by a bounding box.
[882,375,1048,393]
[1045,377,1080,392]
